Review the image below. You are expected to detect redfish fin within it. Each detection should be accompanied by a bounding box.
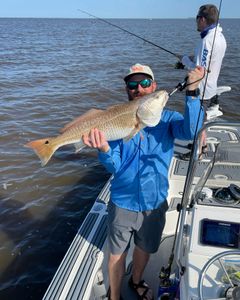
[25,138,57,166]
[123,122,143,142]
[74,141,86,153]
[60,109,104,133]
[123,127,141,141]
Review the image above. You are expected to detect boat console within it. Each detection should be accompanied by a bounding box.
[201,218,240,249]
[198,184,240,208]
[175,122,240,300]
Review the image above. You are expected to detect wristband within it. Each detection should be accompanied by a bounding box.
[186,88,200,97]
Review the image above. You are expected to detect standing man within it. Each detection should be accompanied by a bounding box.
[176,4,227,159]
[83,63,204,300]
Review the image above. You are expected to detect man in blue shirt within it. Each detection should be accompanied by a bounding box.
[83,64,204,300]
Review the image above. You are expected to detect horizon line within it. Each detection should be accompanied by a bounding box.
[0,16,239,19]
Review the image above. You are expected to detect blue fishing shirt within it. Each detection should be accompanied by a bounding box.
[98,95,204,212]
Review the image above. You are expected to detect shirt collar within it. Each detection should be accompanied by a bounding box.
[200,24,217,39]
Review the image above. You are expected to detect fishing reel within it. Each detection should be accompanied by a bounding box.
[169,76,188,96]
[174,61,185,69]
[158,266,179,299]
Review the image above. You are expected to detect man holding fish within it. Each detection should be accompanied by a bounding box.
[26,63,204,299]
[82,64,205,300]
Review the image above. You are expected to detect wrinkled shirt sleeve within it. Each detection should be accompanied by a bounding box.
[170,95,204,140]
[181,55,196,70]
[98,140,121,174]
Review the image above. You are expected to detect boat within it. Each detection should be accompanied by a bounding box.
[43,86,240,300]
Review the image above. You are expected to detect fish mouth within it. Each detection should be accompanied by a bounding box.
[130,94,142,101]
[136,90,169,127]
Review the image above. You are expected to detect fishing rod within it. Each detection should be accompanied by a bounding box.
[201,0,223,101]
[160,0,224,282]
[78,9,179,59]
[168,77,188,96]
[168,73,206,97]
[78,9,204,96]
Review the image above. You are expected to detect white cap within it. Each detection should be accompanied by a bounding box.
[124,63,154,82]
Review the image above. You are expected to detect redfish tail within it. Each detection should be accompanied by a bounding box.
[25,137,57,166]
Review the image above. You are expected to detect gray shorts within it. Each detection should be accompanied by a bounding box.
[107,201,168,255]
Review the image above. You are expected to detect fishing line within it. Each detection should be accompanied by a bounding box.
[168,74,205,97]
[78,9,205,98]
[78,9,179,58]
[161,0,224,280]
[78,4,221,283]
[159,71,206,281]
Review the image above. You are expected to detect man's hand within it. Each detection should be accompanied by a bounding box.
[82,128,110,153]
[187,66,205,91]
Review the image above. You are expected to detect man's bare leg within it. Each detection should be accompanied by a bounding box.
[131,245,153,299]
[108,252,127,300]
[199,129,207,159]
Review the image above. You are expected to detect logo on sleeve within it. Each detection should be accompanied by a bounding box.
[201,49,209,67]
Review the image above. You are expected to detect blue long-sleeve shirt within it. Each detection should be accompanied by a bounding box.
[98,95,204,212]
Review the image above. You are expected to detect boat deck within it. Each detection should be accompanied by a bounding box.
[43,122,240,300]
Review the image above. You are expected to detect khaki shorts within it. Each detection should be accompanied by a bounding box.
[107,201,168,255]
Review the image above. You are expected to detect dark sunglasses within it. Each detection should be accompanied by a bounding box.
[126,78,153,90]
[196,15,204,20]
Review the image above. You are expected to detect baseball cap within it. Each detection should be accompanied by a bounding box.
[124,63,154,82]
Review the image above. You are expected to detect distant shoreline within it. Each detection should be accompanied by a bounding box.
[0,17,239,20]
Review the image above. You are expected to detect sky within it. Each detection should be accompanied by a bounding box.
[0,0,239,19]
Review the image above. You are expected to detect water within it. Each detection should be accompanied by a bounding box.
[0,18,240,299]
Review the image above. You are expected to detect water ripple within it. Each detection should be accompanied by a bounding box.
[0,17,239,299]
